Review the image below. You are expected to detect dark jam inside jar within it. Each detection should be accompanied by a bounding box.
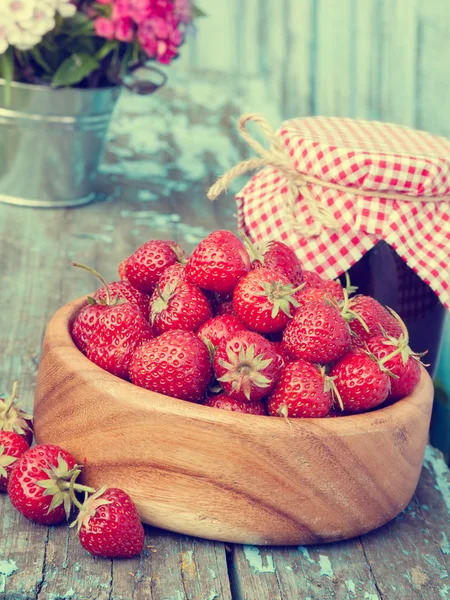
[342,241,446,376]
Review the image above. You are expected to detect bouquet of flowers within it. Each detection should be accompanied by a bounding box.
[0,1,203,91]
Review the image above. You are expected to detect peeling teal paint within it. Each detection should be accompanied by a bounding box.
[396,537,410,556]
[422,504,430,511]
[440,584,450,598]
[207,567,216,579]
[208,592,219,600]
[345,579,356,595]
[318,554,333,578]
[364,593,379,600]
[137,190,158,202]
[0,559,18,593]
[424,446,450,514]
[243,546,275,574]
[298,546,315,564]
[423,554,449,579]
[74,562,81,572]
[441,532,450,555]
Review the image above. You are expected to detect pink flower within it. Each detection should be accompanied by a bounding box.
[94,16,115,40]
[137,11,182,64]
[96,0,112,4]
[174,0,191,24]
[115,17,133,42]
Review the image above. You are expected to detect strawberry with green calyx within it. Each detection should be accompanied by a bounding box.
[267,361,334,418]
[243,236,304,287]
[214,331,281,402]
[149,280,212,335]
[125,240,187,294]
[0,381,33,446]
[70,482,145,559]
[93,280,150,317]
[345,295,402,347]
[328,349,392,413]
[324,272,358,303]
[0,431,29,492]
[204,393,266,415]
[366,309,425,400]
[233,268,304,333]
[8,445,95,525]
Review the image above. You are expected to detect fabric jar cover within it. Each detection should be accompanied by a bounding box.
[231,116,450,309]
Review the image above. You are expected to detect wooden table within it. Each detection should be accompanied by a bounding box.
[1,85,449,600]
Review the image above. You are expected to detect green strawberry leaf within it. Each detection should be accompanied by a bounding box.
[51,53,100,88]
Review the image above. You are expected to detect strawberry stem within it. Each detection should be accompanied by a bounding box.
[4,381,18,417]
[73,263,112,306]
[69,471,85,512]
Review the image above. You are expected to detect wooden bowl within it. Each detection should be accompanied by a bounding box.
[34,297,434,546]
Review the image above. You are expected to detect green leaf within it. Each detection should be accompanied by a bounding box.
[97,40,118,61]
[193,5,207,17]
[51,53,100,88]
[0,47,14,106]
[30,47,52,74]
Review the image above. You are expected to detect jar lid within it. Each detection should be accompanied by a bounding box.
[213,115,450,308]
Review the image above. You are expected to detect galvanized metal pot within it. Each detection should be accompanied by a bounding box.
[0,80,120,208]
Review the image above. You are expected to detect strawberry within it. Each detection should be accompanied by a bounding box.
[0,431,29,492]
[197,315,247,348]
[272,341,291,368]
[389,358,421,400]
[93,280,149,317]
[149,280,212,335]
[245,238,303,286]
[204,394,266,415]
[118,257,130,280]
[0,382,33,446]
[72,303,109,354]
[323,279,345,302]
[233,268,301,333]
[216,301,236,317]
[302,270,326,291]
[282,302,351,364]
[72,487,144,558]
[346,295,403,347]
[185,230,251,293]
[8,445,94,525]
[267,360,333,418]
[157,262,186,290]
[295,286,330,308]
[129,330,212,402]
[125,240,186,294]
[214,331,281,402]
[329,350,390,413]
[87,303,153,379]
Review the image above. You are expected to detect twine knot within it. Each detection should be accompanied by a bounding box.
[207,113,339,237]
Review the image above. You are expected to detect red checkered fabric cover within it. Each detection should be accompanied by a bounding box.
[236,117,450,309]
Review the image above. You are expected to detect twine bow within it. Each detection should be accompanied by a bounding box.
[207,113,450,238]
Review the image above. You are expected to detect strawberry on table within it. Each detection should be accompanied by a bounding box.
[329,349,391,413]
[214,331,281,402]
[0,431,29,492]
[72,487,144,558]
[204,394,266,415]
[8,445,94,525]
[267,360,333,418]
[149,280,212,335]
[0,382,33,446]
[233,268,302,333]
[129,330,212,403]
[245,237,304,286]
[282,301,351,364]
[197,315,247,349]
[185,230,251,293]
[93,280,149,317]
[125,240,187,294]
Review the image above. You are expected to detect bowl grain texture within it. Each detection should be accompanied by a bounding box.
[34,297,434,545]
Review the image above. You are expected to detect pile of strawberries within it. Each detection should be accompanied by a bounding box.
[71,230,423,418]
[0,383,144,558]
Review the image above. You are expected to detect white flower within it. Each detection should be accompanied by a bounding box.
[0,0,77,54]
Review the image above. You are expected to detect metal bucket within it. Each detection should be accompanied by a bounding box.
[0,80,120,208]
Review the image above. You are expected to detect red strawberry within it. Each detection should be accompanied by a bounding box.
[125,240,186,294]
[216,301,236,317]
[295,286,330,308]
[149,280,212,335]
[0,431,29,492]
[346,295,403,347]
[72,303,108,355]
[118,257,130,280]
[94,280,149,317]
[233,268,301,333]
[87,303,153,379]
[272,341,291,368]
[329,350,390,413]
[0,382,33,446]
[214,331,281,402]
[129,330,212,402]
[157,263,186,290]
[197,315,247,348]
[204,394,266,415]
[267,361,333,418]
[73,487,144,558]
[323,279,345,302]
[8,444,93,525]
[282,303,351,364]
[245,238,303,286]
[185,230,251,293]
[302,270,326,291]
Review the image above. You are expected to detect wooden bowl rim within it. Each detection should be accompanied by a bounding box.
[43,296,433,435]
